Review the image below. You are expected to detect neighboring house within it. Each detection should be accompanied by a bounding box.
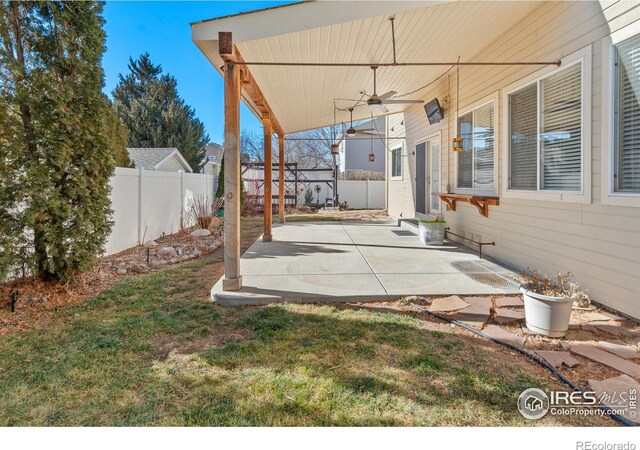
[336,117,386,176]
[192,1,640,318]
[202,143,224,197]
[202,143,224,176]
[126,147,193,173]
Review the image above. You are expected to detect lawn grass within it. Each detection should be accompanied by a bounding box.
[0,228,612,426]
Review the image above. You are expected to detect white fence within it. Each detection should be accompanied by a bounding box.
[337,180,385,209]
[298,180,384,209]
[105,168,214,255]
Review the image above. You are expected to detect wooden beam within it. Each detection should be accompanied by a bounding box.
[278,134,285,223]
[221,33,242,291]
[217,32,284,137]
[263,113,273,242]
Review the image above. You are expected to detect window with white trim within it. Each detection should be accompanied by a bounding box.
[391,147,402,178]
[614,34,640,193]
[456,102,495,190]
[508,62,583,192]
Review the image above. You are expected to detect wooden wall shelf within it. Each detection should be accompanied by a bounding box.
[433,193,499,218]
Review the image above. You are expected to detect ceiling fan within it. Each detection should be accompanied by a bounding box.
[343,66,424,113]
[345,107,378,136]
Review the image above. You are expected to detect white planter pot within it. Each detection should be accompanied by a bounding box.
[419,221,445,246]
[521,285,575,338]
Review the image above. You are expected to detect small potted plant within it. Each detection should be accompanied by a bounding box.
[419,215,445,246]
[520,269,590,337]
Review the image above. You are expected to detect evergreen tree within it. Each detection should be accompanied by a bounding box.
[113,54,208,171]
[0,1,114,281]
[103,97,131,167]
[216,155,225,199]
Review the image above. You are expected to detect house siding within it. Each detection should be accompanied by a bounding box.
[386,1,640,318]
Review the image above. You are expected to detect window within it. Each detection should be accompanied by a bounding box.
[456,102,495,190]
[508,62,583,192]
[391,147,402,179]
[614,34,640,193]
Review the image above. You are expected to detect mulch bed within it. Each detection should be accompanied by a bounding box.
[0,224,224,335]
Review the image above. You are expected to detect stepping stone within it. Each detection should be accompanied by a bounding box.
[453,300,491,328]
[592,323,626,336]
[589,375,640,425]
[428,295,469,313]
[495,296,523,308]
[534,350,579,368]
[570,345,640,379]
[483,325,526,348]
[597,341,639,359]
[494,308,525,324]
[581,311,616,322]
[465,296,492,308]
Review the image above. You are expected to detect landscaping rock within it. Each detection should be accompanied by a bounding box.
[494,308,525,324]
[149,260,161,269]
[191,229,211,237]
[116,268,127,275]
[158,247,178,257]
[570,344,640,378]
[428,295,469,312]
[169,258,178,264]
[144,240,159,248]
[564,329,599,341]
[534,350,579,368]
[483,325,526,347]
[589,375,640,425]
[597,341,639,359]
[495,296,524,308]
[560,341,572,351]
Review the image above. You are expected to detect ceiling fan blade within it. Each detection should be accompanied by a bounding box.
[334,98,365,102]
[357,130,381,136]
[355,128,375,132]
[381,99,424,104]
[378,91,397,101]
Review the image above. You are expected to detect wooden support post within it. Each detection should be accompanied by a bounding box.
[220,32,242,291]
[263,113,273,242]
[278,134,285,223]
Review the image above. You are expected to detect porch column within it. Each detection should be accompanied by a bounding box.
[263,113,273,242]
[278,134,285,223]
[220,33,242,291]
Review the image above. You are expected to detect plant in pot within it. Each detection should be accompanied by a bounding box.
[520,269,590,338]
[419,215,445,246]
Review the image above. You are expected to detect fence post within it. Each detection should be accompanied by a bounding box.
[137,168,143,245]
[180,171,185,230]
[366,179,370,209]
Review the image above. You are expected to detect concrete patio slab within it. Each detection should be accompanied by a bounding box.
[212,220,520,305]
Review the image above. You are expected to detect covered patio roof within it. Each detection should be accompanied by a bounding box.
[192,0,543,133]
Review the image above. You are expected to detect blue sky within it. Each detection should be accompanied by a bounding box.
[102,1,292,144]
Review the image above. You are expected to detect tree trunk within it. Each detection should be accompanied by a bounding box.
[9,2,49,277]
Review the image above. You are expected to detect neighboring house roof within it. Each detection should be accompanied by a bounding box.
[126,148,193,172]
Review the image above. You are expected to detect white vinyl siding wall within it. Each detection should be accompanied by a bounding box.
[386,1,640,318]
